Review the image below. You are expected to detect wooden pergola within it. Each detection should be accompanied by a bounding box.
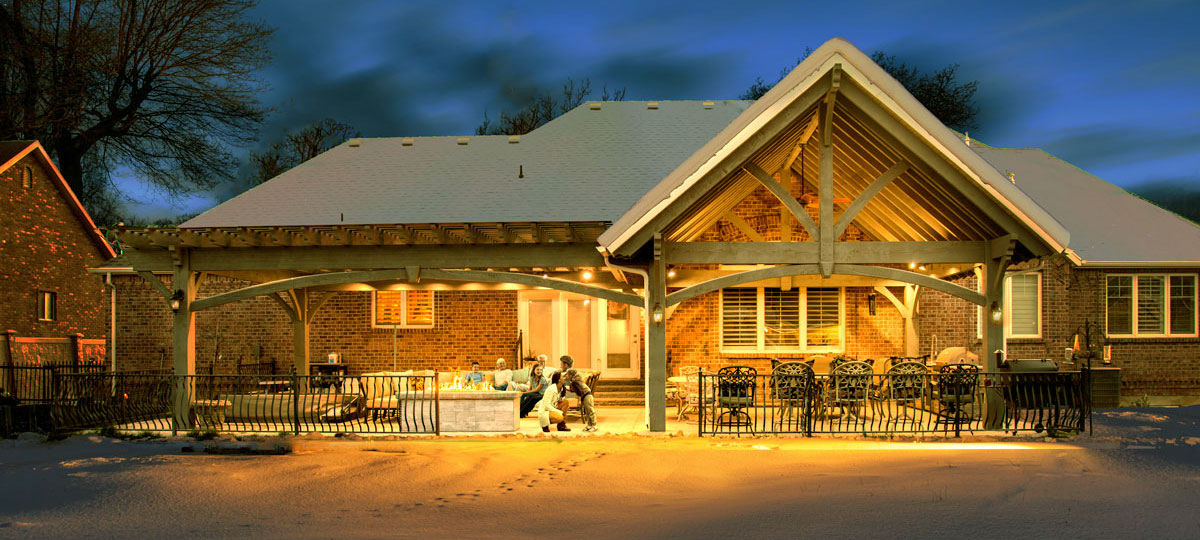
[117,41,1068,432]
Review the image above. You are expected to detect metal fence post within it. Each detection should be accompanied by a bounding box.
[292,372,300,435]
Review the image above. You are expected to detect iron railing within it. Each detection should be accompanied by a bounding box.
[49,372,440,436]
[697,369,1091,437]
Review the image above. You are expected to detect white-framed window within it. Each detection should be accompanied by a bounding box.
[37,291,56,322]
[1005,273,1041,339]
[372,290,435,329]
[719,286,844,353]
[1106,274,1197,338]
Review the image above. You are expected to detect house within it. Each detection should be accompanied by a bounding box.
[98,38,1200,429]
[0,141,115,366]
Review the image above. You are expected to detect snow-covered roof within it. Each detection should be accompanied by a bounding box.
[182,101,750,228]
[973,145,1200,266]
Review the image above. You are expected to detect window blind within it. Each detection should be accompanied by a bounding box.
[720,288,758,349]
[1009,274,1039,337]
[764,288,800,349]
[806,288,839,348]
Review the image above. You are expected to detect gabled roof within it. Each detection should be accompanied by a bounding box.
[0,140,116,259]
[973,145,1200,266]
[182,101,751,228]
[597,37,1070,255]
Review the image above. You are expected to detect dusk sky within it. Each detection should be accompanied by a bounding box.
[120,0,1200,220]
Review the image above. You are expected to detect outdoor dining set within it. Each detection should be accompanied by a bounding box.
[668,354,991,435]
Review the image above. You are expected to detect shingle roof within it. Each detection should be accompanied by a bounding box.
[972,145,1200,265]
[182,101,751,228]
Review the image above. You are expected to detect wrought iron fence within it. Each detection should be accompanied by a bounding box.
[0,364,109,404]
[697,369,1091,437]
[47,372,440,436]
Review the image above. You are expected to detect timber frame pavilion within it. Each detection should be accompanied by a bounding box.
[113,39,1069,431]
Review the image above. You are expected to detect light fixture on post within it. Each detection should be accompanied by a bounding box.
[651,303,664,325]
[169,289,185,313]
[989,301,1002,323]
[867,291,877,316]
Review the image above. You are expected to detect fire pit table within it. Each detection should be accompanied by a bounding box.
[437,389,522,432]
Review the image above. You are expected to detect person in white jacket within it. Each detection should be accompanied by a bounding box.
[537,371,571,432]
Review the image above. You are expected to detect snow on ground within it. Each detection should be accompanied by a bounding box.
[1,408,1199,539]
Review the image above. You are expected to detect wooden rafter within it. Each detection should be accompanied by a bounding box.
[743,163,818,239]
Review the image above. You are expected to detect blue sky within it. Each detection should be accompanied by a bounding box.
[119,0,1200,220]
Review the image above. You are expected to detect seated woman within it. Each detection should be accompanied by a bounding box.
[537,371,570,432]
[519,363,549,417]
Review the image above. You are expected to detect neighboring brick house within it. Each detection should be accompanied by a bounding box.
[100,38,1200,410]
[0,141,115,346]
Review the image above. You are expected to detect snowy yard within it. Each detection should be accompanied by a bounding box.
[1,407,1198,539]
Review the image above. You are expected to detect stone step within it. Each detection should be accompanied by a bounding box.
[593,397,645,406]
[593,391,644,399]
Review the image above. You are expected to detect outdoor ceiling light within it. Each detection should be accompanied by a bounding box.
[169,289,185,313]
[581,270,593,280]
[652,303,664,325]
[990,302,1002,323]
[667,268,676,278]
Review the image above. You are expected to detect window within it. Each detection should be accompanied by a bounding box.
[720,287,843,353]
[372,290,434,328]
[37,291,56,322]
[22,166,32,188]
[1005,273,1041,338]
[1107,274,1197,337]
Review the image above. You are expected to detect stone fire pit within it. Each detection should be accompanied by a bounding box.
[438,390,522,432]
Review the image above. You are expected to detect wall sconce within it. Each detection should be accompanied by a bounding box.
[989,301,1002,323]
[867,291,877,316]
[651,303,664,326]
[169,289,185,313]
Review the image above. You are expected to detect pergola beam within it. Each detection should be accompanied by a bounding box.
[744,163,819,239]
[190,268,642,312]
[123,244,607,272]
[665,241,985,265]
[665,263,983,307]
[832,161,908,240]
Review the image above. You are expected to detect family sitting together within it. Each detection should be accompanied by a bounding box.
[462,355,598,432]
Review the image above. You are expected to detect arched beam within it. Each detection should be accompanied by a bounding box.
[665,263,984,307]
[190,268,642,312]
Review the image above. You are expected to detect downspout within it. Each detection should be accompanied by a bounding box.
[602,251,653,427]
[104,272,116,395]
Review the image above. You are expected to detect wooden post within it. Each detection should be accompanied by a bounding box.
[172,249,197,432]
[903,286,919,357]
[291,288,311,379]
[646,234,668,432]
[3,330,15,398]
[981,242,1009,429]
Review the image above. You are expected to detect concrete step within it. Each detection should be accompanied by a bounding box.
[594,397,645,406]
[593,391,644,399]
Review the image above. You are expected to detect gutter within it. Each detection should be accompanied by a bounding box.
[600,249,653,427]
[103,272,116,376]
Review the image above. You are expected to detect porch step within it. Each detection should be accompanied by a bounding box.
[593,378,645,407]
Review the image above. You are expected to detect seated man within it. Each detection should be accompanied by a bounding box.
[493,358,528,391]
[462,361,484,386]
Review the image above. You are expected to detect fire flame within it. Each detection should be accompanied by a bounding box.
[440,375,495,392]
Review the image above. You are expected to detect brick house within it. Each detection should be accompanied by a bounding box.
[99,39,1200,428]
[0,141,115,353]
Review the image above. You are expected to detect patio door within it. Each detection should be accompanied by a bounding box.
[517,292,640,379]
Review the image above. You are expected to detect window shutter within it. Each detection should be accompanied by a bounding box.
[1106,276,1133,335]
[1170,276,1196,335]
[1009,274,1039,337]
[720,288,758,349]
[806,288,839,348]
[406,291,434,326]
[375,291,405,326]
[1137,276,1165,334]
[764,288,800,349]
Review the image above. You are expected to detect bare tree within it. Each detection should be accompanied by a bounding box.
[250,118,360,184]
[476,78,626,136]
[741,48,980,131]
[0,0,273,211]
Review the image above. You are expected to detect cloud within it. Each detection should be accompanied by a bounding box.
[1038,124,1200,169]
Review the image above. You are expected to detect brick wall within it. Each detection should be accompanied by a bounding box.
[113,274,517,375]
[0,152,109,340]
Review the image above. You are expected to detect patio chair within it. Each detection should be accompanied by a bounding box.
[934,363,981,433]
[875,361,929,423]
[771,361,814,433]
[715,366,757,433]
[676,366,701,421]
[829,360,872,420]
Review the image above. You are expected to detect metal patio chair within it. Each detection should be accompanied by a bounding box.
[934,363,981,433]
[715,366,757,434]
[771,361,814,433]
[876,361,929,424]
[829,360,872,421]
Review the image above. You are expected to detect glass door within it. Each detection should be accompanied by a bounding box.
[517,292,639,379]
